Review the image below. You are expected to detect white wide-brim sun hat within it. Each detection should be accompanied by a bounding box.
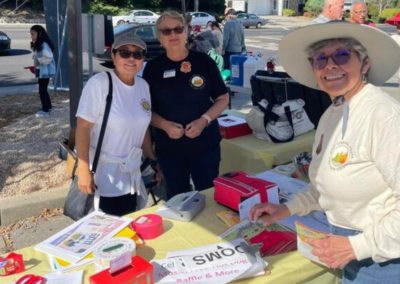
[279,22,400,90]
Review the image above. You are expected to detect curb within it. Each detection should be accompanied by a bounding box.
[0,17,45,24]
[0,188,68,226]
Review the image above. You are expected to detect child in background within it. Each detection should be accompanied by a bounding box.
[30,25,56,117]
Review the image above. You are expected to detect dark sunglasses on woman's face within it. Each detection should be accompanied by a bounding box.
[159,26,185,36]
[117,49,144,60]
[309,49,352,70]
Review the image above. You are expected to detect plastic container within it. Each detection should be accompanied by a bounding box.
[230,55,247,86]
[243,55,266,88]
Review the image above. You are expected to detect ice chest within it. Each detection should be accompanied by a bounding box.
[218,115,252,139]
[89,255,154,284]
[213,171,278,212]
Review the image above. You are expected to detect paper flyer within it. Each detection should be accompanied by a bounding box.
[35,211,132,263]
[295,221,328,266]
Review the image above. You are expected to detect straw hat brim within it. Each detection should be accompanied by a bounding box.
[279,22,400,90]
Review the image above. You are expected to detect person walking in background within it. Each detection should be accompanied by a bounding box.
[211,21,223,55]
[349,1,376,27]
[222,8,246,70]
[386,12,400,100]
[75,35,161,216]
[30,25,55,117]
[309,0,345,25]
[143,10,229,200]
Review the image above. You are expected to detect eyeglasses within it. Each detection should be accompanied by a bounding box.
[309,49,352,70]
[117,49,144,60]
[353,10,368,15]
[159,26,185,36]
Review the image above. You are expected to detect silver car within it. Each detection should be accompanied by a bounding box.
[237,13,267,29]
[189,12,216,27]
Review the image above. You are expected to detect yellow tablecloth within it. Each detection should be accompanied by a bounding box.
[220,110,315,174]
[0,189,340,284]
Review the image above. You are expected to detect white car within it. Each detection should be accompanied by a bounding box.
[113,10,159,26]
[189,12,216,27]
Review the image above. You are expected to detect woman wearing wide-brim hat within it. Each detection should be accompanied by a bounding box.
[386,12,400,99]
[250,22,400,283]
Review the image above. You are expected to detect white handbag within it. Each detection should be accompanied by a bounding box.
[246,99,314,143]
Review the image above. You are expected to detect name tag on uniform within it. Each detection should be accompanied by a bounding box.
[164,69,176,78]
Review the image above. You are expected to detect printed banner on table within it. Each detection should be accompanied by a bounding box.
[154,239,268,284]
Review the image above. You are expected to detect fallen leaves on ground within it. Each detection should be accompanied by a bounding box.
[0,207,64,253]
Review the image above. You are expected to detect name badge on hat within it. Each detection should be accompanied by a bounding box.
[164,69,176,78]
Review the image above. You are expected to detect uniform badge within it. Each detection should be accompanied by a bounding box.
[180,61,192,73]
[190,75,205,89]
[141,99,151,113]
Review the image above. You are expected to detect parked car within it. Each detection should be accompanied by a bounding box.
[112,10,159,26]
[188,12,216,27]
[93,23,165,63]
[237,13,267,28]
[0,31,11,53]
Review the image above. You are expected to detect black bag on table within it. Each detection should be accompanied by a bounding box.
[63,72,113,221]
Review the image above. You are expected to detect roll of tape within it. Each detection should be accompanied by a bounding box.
[133,214,163,240]
[275,165,295,176]
[94,237,136,273]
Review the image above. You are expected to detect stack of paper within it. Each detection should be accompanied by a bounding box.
[34,212,134,272]
[152,238,267,284]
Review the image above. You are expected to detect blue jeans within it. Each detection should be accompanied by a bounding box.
[330,225,400,284]
[157,145,221,200]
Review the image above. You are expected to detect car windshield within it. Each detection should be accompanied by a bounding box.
[114,25,134,35]
[124,11,132,16]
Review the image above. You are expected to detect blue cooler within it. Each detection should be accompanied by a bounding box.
[230,55,247,86]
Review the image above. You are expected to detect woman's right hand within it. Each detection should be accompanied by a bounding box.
[77,168,96,194]
[164,121,184,139]
[249,203,291,227]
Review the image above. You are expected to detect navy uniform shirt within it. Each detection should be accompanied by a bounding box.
[143,50,228,158]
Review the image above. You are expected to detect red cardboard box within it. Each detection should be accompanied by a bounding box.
[214,171,278,212]
[218,115,252,139]
[89,255,154,284]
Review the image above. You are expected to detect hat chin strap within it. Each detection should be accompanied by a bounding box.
[332,57,368,139]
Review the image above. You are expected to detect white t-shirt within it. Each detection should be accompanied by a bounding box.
[286,84,400,263]
[76,71,152,197]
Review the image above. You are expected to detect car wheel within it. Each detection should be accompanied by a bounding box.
[117,20,125,25]
[256,22,261,29]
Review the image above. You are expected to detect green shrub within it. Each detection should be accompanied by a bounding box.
[283,9,296,16]
[380,8,400,21]
[89,2,120,16]
[304,0,324,16]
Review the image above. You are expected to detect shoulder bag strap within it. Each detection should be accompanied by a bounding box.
[91,71,113,173]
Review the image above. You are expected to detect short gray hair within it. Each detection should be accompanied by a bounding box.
[351,1,366,11]
[155,10,188,39]
[305,38,368,61]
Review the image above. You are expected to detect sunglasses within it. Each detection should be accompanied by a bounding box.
[309,49,352,70]
[159,26,185,36]
[117,49,144,60]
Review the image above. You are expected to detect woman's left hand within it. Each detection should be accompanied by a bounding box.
[306,234,357,269]
[185,118,207,138]
[155,164,162,186]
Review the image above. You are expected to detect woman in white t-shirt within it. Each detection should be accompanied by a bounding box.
[75,35,160,216]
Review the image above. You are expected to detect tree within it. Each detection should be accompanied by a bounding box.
[368,0,395,15]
